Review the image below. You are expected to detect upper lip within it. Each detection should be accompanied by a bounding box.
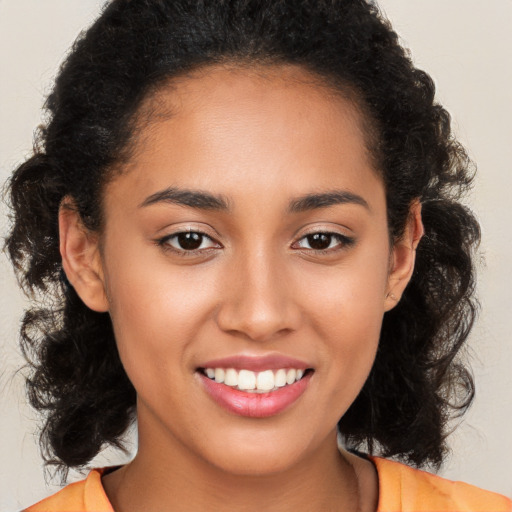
[198,354,312,372]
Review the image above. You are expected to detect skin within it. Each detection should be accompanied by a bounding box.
[60,64,423,512]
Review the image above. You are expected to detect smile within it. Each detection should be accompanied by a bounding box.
[198,364,313,418]
[202,367,307,393]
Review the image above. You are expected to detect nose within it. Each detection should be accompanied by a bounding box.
[215,247,301,342]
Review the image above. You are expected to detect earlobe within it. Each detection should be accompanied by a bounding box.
[59,198,109,312]
[384,201,424,311]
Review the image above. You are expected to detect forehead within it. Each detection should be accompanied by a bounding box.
[108,63,383,211]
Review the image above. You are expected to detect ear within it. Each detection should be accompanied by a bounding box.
[384,200,424,312]
[59,198,109,312]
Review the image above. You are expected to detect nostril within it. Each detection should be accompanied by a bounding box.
[214,289,301,342]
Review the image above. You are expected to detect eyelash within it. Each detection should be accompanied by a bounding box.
[293,232,355,254]
[156,230,221,256]
[156,230,355,256]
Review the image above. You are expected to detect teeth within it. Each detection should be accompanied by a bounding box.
[275,369,287,387]
[238,369,256,390]
[256,370,274,391]
[286,369,297,385]
[214,368,225,383]
[224,368,238,387]
[203,367,308,392]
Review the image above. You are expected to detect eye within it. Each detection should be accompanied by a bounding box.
[158,231,220,253]
[294,232,354,252]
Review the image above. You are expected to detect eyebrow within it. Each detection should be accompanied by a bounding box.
[140,187,369,213]
[140,187,230,211]
[287,190,370,213]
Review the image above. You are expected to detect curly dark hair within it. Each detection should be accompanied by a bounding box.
[6,0,479,478]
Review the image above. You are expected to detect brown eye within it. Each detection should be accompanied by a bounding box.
[177,232,203,250]
[295,232,354,252]
[306,233,333,250]
[160,231,219,252]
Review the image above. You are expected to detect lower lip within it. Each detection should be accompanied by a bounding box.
[199,372,312,418]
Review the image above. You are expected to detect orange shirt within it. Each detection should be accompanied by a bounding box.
[25,456,511,512]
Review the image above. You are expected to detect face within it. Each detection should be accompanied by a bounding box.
[63,64,416,476]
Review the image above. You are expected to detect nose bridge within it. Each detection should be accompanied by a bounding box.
[216,242,298,341]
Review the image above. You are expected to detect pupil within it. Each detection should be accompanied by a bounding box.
[178,232,202,250]
[308,233,331,250]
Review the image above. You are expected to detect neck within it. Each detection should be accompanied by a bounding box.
[103,417,364,512]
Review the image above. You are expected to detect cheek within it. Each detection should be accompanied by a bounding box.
[301,236,390,335]
[103,250,221,389]
[298,240,389,401]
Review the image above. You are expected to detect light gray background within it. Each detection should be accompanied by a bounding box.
[1,1,511,510]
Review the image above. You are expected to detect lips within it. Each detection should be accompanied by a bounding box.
[197,355,313,418]
[200,354,310,372]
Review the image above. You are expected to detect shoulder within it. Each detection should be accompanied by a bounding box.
[370,456,511,512]
[23,468,114,512]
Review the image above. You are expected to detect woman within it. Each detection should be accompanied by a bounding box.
[6,0,511,510]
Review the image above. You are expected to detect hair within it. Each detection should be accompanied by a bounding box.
[6,0,479,478]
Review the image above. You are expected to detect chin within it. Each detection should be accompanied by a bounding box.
[195,429,311,477]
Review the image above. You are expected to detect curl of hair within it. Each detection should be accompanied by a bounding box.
[6,0,479,477]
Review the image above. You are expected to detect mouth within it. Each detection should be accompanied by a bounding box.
[199,367,313,393]
[196,359,314,418]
